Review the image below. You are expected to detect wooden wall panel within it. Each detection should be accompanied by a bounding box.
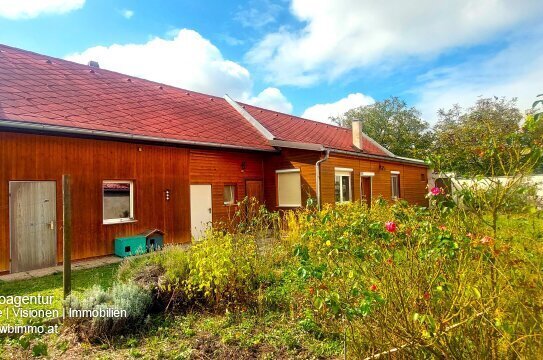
[189,149,265,224]
[321,154,428,206]
[263,148,322,209]
[0,131,232,272]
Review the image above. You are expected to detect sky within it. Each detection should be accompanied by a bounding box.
[0,0,542,124]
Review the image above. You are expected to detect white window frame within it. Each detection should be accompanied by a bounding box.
[276,169,302,207]
[102,180,135,224]
[223,184,237,205]
[335,168,353,203]
[391,171,400,199]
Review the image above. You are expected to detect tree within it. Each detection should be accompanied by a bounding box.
[330,96,433,158]
[431,97,542,177]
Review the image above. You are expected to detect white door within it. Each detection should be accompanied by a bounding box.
[190,184,212,240]
[10,181,57,273]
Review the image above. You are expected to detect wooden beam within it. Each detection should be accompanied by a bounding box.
[62,174,72,298]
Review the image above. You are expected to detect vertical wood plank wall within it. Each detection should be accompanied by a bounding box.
[0,130,428,273]
[188,149,265,223]
[263,148,321,209]
[0,131,265,272]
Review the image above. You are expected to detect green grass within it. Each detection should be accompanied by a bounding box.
[0,264,119,325]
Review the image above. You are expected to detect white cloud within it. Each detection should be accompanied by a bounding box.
[0,0,84,19]
[121,9,134,19]
[302,93,375,122]
[246,87,293,113]
[66,29,253,99]
[413,28,543,123]
[65,29,293,112]
[246,0,543,86]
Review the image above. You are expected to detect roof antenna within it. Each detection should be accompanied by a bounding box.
[88,61,100,68]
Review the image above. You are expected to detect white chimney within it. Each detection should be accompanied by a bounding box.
[352,119,363,150]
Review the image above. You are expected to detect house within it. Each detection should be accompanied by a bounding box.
[0,44,429,273]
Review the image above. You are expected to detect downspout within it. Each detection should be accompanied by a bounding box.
[315,149,330,210]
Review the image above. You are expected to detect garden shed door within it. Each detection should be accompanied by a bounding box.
[9,181,57,273]
[190,184,212,240]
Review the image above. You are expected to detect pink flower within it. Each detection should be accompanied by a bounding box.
[430,187,441,196]
[385,221,397,233]
[480,236,494,246]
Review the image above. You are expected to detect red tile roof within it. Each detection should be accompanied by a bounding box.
[240,103,391,156]
[0,43,393,157]
[0,44,274,151]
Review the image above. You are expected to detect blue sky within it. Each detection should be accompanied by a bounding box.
[1,0,542,124]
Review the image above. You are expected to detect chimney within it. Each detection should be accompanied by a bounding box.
[88,60,100,68]
[352,119,363,150]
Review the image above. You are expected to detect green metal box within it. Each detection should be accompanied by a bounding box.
[114,235,146,258]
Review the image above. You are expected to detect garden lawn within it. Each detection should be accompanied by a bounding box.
[0,264,119,326]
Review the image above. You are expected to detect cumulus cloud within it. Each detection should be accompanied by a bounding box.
[66,29,253,99]
[0,0,84,19]
[302,93,375,122]
[245,87,293,113]
[65,29,293,112]
[246,0,543,86]
[413,27,543,123]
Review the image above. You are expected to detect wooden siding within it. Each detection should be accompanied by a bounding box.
[263,150,428,210]
[263,148,322,209]
[0,131,265,272]
[320,154,429,206]
[188,149,265,223]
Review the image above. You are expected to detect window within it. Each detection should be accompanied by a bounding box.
[223,185,236,205]
[335,168,352,203]
[103,181,134,224]
[391,172,400,199]
[277,169,302,207]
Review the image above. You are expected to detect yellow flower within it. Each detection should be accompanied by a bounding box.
[326,240,331,247]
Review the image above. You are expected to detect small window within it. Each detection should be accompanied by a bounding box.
[103,181,134,224]
[335,169,352,203]
[277,169,302,207]
[223,185,236,205]
[421,173,426,181]
[391,173,400,199]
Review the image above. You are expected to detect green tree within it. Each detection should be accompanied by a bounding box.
[330,96,433,158]
[431,97,542,176]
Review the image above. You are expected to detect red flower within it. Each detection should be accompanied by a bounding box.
[369,284,378,292]
[423,291,431,301]
[438,225,447,231]
[385,221,397,233]
[430,187,441,196]
[386,258,393,265]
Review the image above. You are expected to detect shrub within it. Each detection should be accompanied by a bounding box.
[64,283,151,341]
[284,201,543,358]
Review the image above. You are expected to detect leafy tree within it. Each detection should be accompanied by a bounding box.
[330,96,433,158]
[431,97,542,176]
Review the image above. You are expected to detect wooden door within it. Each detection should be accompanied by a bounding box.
[10,181,57,273]
[245,180,264,203]
[190,184,212,240]
[361,177,372,206]
[245,180,264,220]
